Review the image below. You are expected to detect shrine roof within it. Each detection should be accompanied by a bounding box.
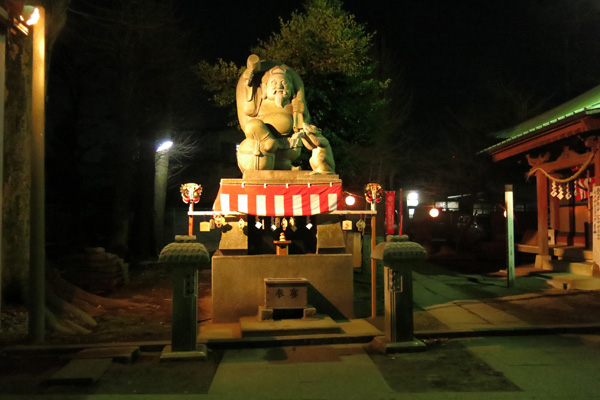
[483,84,600,155]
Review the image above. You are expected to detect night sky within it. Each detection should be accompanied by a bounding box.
[184,0,600,129]
[51,0,600,144]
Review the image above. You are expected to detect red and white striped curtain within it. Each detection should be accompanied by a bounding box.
[213,183,342,216]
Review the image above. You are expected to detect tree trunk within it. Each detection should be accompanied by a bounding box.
[2,33,33,303]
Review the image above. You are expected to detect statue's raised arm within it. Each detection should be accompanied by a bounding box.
[235,55,311,173]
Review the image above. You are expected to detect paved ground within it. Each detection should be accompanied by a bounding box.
[2,263,600,399]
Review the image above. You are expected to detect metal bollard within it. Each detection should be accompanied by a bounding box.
[158,236,210,360]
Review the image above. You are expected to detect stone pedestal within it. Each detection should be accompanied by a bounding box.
[212,254,353,323]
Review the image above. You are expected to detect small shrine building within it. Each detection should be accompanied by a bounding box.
[484,84,600,275]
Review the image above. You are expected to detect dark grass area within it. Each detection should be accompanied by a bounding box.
[0,350,223,395]
[366,339,522,392]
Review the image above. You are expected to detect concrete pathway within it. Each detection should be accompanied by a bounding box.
[463,334,600,399]
[413,271,531,333]
[208,344,393,398]
[4,335,600,399]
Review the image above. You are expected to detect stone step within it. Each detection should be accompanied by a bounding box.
[546,260,596,276]
[240,315,342,337]
[44,358,111,385]
[536,272,600,290]
[62,346,140,364]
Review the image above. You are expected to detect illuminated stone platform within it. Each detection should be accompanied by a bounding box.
[212,253,353,323]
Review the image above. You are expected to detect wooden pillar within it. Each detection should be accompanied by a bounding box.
[536,170,550,266]
[371,214,377,318]
[568,182,575,241]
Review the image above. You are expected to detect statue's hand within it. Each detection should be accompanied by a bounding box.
[291,98,304,114]
[289,130,304,149]
[242,69,254,86]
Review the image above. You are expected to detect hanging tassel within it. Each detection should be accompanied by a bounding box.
[306,216,313,230]
[270,217,277,231]
[557,184,564,200]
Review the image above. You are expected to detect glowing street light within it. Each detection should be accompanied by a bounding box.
[154,138,173,250]
[429,208,440,218]
[156,139,173,153]
[21,6,39,25]
[407,191,419,207]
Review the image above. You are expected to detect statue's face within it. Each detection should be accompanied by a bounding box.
[265,74,292,108]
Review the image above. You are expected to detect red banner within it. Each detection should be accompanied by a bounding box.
[398,189,403,235]
[385,191,395,235]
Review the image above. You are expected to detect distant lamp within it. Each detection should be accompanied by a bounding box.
[345,195,356,206]
[21,6,39,25]
[407,191,419,207]
[429,208,440,218]
[156,140,173,153]
[255,220,263,229]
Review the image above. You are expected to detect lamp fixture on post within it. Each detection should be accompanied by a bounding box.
[154,138,173,251]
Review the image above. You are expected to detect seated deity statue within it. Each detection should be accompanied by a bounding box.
[236,54,322,173]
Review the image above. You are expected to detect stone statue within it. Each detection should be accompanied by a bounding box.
[301,124,335,175]
[235,54,335,175]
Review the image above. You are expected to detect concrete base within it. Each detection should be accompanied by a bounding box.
[212,254,353,323]
[241,315,342,337]
[160,344,208,362]
[195,318,383,344]
[368,335,427,354]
